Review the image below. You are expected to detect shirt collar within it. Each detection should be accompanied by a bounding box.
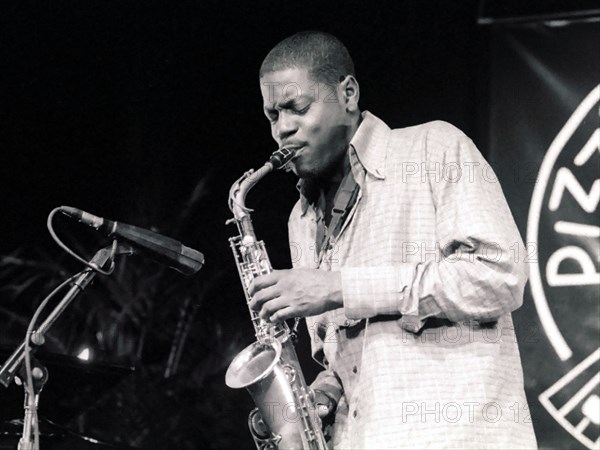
[296,110,390,214]
[349,110,389,180]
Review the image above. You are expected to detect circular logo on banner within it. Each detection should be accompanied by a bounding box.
[527,85,600,450]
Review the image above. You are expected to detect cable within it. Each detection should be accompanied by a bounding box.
[23,272,83,450]
[46,207,116,276]
[18,208,123,448]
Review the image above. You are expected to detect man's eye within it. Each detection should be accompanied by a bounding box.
[293,105,310,114]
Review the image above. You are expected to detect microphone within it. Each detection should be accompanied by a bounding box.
[59,206,204,275]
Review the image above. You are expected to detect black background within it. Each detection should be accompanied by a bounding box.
[0,0,488,257]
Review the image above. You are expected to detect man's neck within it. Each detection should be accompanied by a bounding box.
[318,111,362,187]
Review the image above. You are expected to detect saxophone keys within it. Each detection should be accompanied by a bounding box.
[283,364,297,383]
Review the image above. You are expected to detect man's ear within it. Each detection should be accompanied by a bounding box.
[339,75,360,112]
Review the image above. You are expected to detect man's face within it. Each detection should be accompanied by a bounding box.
[260,67,351,179]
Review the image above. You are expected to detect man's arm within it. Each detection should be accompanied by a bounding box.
[341,128,528,331]
[249,127,527,331]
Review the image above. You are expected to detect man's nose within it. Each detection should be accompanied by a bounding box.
[275,113,297,141]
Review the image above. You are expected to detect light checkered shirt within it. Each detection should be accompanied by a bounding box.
[288,112,537,449]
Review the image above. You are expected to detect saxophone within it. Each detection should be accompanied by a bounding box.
[225,148,328,450]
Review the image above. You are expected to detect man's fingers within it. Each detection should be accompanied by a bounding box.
[249,284,280,311]
[247,271,284,296]
[268,306,295,323]
[258,296,284,321]
[317,404,330,418]
[259,298,292,322]
[313,390,334,418]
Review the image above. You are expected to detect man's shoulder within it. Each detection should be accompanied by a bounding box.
[380,119,478,166]
[389,119,468,140]
[360,113,467,148]
[387,120,472,160]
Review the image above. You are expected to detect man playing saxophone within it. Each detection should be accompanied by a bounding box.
[249,31,537,449]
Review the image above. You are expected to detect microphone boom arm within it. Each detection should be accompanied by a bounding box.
[0,243,133,388]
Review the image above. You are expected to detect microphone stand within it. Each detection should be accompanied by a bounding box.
[15,356,48,450]
[0,243,134,449]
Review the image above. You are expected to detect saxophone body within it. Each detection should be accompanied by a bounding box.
[225,148,328,450]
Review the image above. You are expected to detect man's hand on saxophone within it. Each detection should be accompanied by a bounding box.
[313,389,336,419]
[248,269,343,322]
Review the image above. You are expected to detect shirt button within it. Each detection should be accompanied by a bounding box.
[353,410,358,418]
[352,365,358,374]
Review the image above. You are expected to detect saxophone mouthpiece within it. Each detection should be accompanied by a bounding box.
[269,147,297,170]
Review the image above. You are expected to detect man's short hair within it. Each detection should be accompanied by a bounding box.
[259,31,355,86]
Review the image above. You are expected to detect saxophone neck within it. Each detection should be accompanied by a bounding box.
[228,147,297,225]
[228,164,273,221]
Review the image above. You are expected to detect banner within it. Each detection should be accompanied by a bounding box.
[489,20,599,449]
